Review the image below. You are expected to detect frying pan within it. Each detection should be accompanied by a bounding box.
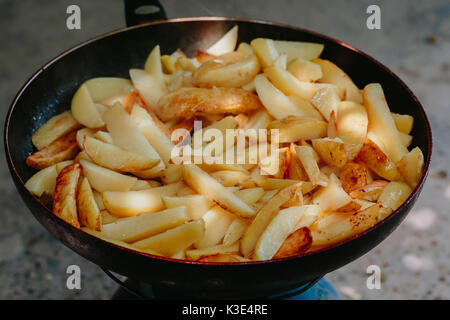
[4,0,432,299]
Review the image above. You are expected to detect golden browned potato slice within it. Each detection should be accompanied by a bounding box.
[98,206,188,242]
[132,219,205,256]
[25,165,58,197]
[241,182,302,256]
[32,111,81,150]
[83,136,159,172]
[399,132,413,148]
[392,112,414,134]
[397,147,424,189]
[77,177,101,231]
[198,254,246,263]
[187,242,240,261]
[102,182,183,217]
[312,137,347,168]
[273,227,312,259]
[337,101,368,160]
[339,162,372,193]
[287,57,322,81]
[182,164,255,218]
[313,58,362,103]
[272,40,324,62]
[268,116,327,143]
[26,130,79,170]
[355,138,401,181]
[377,181,412,220]
[157,87,262,121]
[193,51,260,88]
[254,177,300,190]
[363,83,408,162]
[53,163,82,228]
[312,174,352,211]
[349,180,389,201]
[206,25,238,56]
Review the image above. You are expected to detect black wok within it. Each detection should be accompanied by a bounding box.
[4,0,432,299]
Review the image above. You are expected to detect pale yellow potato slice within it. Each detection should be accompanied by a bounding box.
[102,182,183,217]
[273,40,324,62]
[251,38,279,67]
[397,147,424,189]
[337,101,368,160]
[211,170,250,187]
[312,137,347,168]
[255,205,310,260]
[101,210,118,224]
[392,112,414,134]
[80,159,137,192]
[287,96,323,120]
[182,164,255,218]
[76,127,96,149]
[287,57,322,81]
[32,111,80,150]
[93,131,113,144]
[55,160,74,174]
[313,58,362,103]
[311,86,341,121]
[377,181,412,220]
[77,177,101,231]
[130,105,173,165]
[129,68,167,111]
[93,190,105,210]
[194,206,235,249]
[312,174,352,211]
[103,103,162,166]
[241,182,302,256]
[244,110,273,131]
[273,54,287,69]
[363,83,408,162]
[223,218,249,246]
[160,164,183,184]
[144,45,164,78]
[132,219,205,256]
[132,161,165,179]
[267,116,327,142]
[71,84,104,128]
[399,132,413,148]
[254,178,300,190]
[295,145,327,186]
[206,25,238,56]
[131,179,161,191]
[84,136,158,172]
[294,205,321,230]
[234,187,265,205]
[186,242,240,261]
[84,77,133,102]
[99,206,188,242]
[25,165,58,197]
[162,195,213,220]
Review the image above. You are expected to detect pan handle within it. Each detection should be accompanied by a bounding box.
[124,0,167,27]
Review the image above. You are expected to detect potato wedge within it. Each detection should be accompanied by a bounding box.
[234,187,265,205]
[102,182,183,217]
[25,165,58,197]
[32,111,81,150]
[83,136,158,172]
[53,163,82,228]
[287,95,323,120]
[397,147,424,189]
[101,210,118,224]
[399,132,413,148]
[363,83,408,162]
[339,162,372,193]
[211,170,250,187]
[187,242,240,261]
[273,54,287,69]
[287,57,322,82]
[312,174,352,211]
[392,112,414,134]
[349,180,388,201]
[79,159,137,192]
[131,179,161,191]
[132,219,205,256]
[268,116,327,142]
[194,206,235,248]
[223,218,249,246]
[273,40,324,62]
[144,45,163,78]
[162,195,213,220]
[336,101,368,160]
[71,84,104,128]
[84,77,133,102]
[206,25,238,55]
[311,86,341,121]
[241,182,302,256]
[313,58,362,103]
[251,38,279,67]
[255,205,311,260]
[295,145,327,186]
[182,164,255,218]
[355,137,401,181]
[312,137,347,168]
[99,206,188,242]
[130,68,167,111]
[273,227,312,259]
[198,253,247,263]
[160,164,183,184]
[254,177,300,190]
[377,181,412,219]
[77,177,102,231]
[26,130,79,170]
[76,128,96,149]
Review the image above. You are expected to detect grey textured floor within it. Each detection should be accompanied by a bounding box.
[1,0,449,299]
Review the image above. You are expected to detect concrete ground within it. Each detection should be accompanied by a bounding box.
[0,0,449,299]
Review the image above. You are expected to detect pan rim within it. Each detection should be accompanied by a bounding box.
[4,16,433,266]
